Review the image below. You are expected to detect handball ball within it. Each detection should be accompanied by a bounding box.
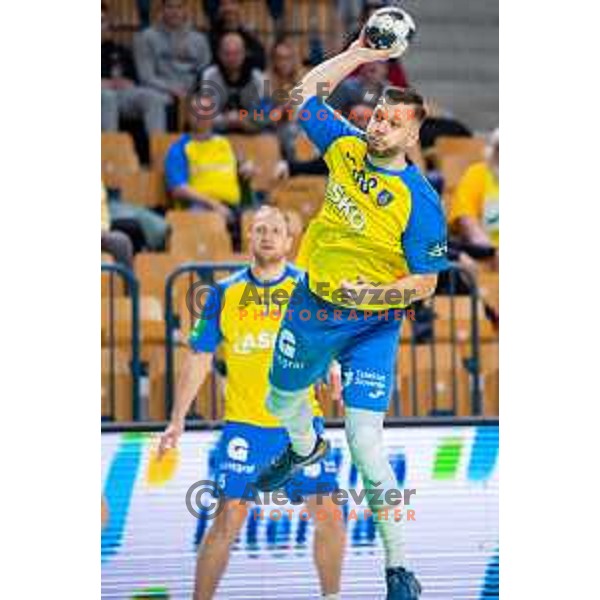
[364,7,416,58]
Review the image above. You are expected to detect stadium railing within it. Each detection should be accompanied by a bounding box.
[163,263,488,421]
[101,263,142,421]
[100,261,493,422]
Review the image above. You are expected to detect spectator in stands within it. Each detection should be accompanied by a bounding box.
[448,128,499,261]
[101,183,134,268]
[164,93,255,248]
[264,37,305,106]
[133,0,211,104]
[101,2,169,133]
[263,37,306,159]
[200,32,266,133]
[205,0,267,70]
[328,61,391,114]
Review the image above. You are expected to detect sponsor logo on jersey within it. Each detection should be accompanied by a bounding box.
[328,183,366,231]
[427,241,448,258]
[232,331,277,354]
[377,189,395,206]
[278,329,297,359]
[227,437,249,462]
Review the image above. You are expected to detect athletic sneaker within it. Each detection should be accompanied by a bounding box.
[386,567,422,600]
[255,437,330,492]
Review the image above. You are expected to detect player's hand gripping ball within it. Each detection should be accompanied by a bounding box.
[364,7,416,58]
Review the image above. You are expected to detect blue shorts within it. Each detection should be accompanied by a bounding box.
[215,418,339,500]
[269,275,403,413]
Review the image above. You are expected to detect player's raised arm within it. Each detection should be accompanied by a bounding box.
[290,33,395,111]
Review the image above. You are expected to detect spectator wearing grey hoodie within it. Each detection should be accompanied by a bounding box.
[134,0,212,104]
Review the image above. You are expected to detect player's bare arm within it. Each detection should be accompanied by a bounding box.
[157,350,213,458]
[341,273,438,306]
[290,33,396,109]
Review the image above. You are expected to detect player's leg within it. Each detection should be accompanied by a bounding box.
[257,281,338,490]
[194,422,267,598]
[194,499,248,600]
[286,426,345,599]
[339,319,421,599]
[304,494,346,599]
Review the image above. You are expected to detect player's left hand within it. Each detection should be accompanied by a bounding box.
[348,29,398,62]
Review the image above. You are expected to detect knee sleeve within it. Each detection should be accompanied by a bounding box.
[345,408,395,489]
[266,385,310,419]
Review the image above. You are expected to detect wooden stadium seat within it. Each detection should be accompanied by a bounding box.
[242,0,275,41]
[134,252,185,300]
[101,268,127,299]
[107,0,140,28]
[439,154,481,195]
[150,132,181,173]
[434,137,486,194]
[117,169,166,209]
[284,0,339,58]
[102,296,165,345]
[166,210,233,261]
[228,133,282,192]
[429,296,496,343]
[149,132,182,207]
[101,252,127,297]
[101,347,133,421]
[143,345,223,421]
[294,131,320,162]
[479,342,499,416]
[477,271,499,315]
[483,369,499,417]
[397,343,472,417]
[271,176,327,223]
[101,132,141,188]
[434,136,486,161]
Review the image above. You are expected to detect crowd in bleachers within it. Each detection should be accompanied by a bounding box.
[101,0,499,422]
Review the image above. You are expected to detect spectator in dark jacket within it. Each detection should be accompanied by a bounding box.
[206,0,267,71]
[199,33,266,133]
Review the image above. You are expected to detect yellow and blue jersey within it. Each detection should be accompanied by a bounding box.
[164,134,241,206]
[188,265,323,427]
[296,96,449,310]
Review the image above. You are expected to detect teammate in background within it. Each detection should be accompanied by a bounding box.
[256,33,449,600]
[157,207,346,600]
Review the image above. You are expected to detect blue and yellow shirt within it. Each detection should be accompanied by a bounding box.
[296,96,448,310]
[188,265,322,427]
[449,161,499,248]
[164,134,241,206]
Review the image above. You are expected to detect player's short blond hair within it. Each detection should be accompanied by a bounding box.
[251,206,292,236]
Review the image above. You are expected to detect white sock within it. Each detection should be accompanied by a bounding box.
[345,407,406,568]
[266,386,317,456]
[322,594,340,600]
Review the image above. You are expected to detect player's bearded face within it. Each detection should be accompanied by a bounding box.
[250,214,292,263]
[366,103,419,157]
